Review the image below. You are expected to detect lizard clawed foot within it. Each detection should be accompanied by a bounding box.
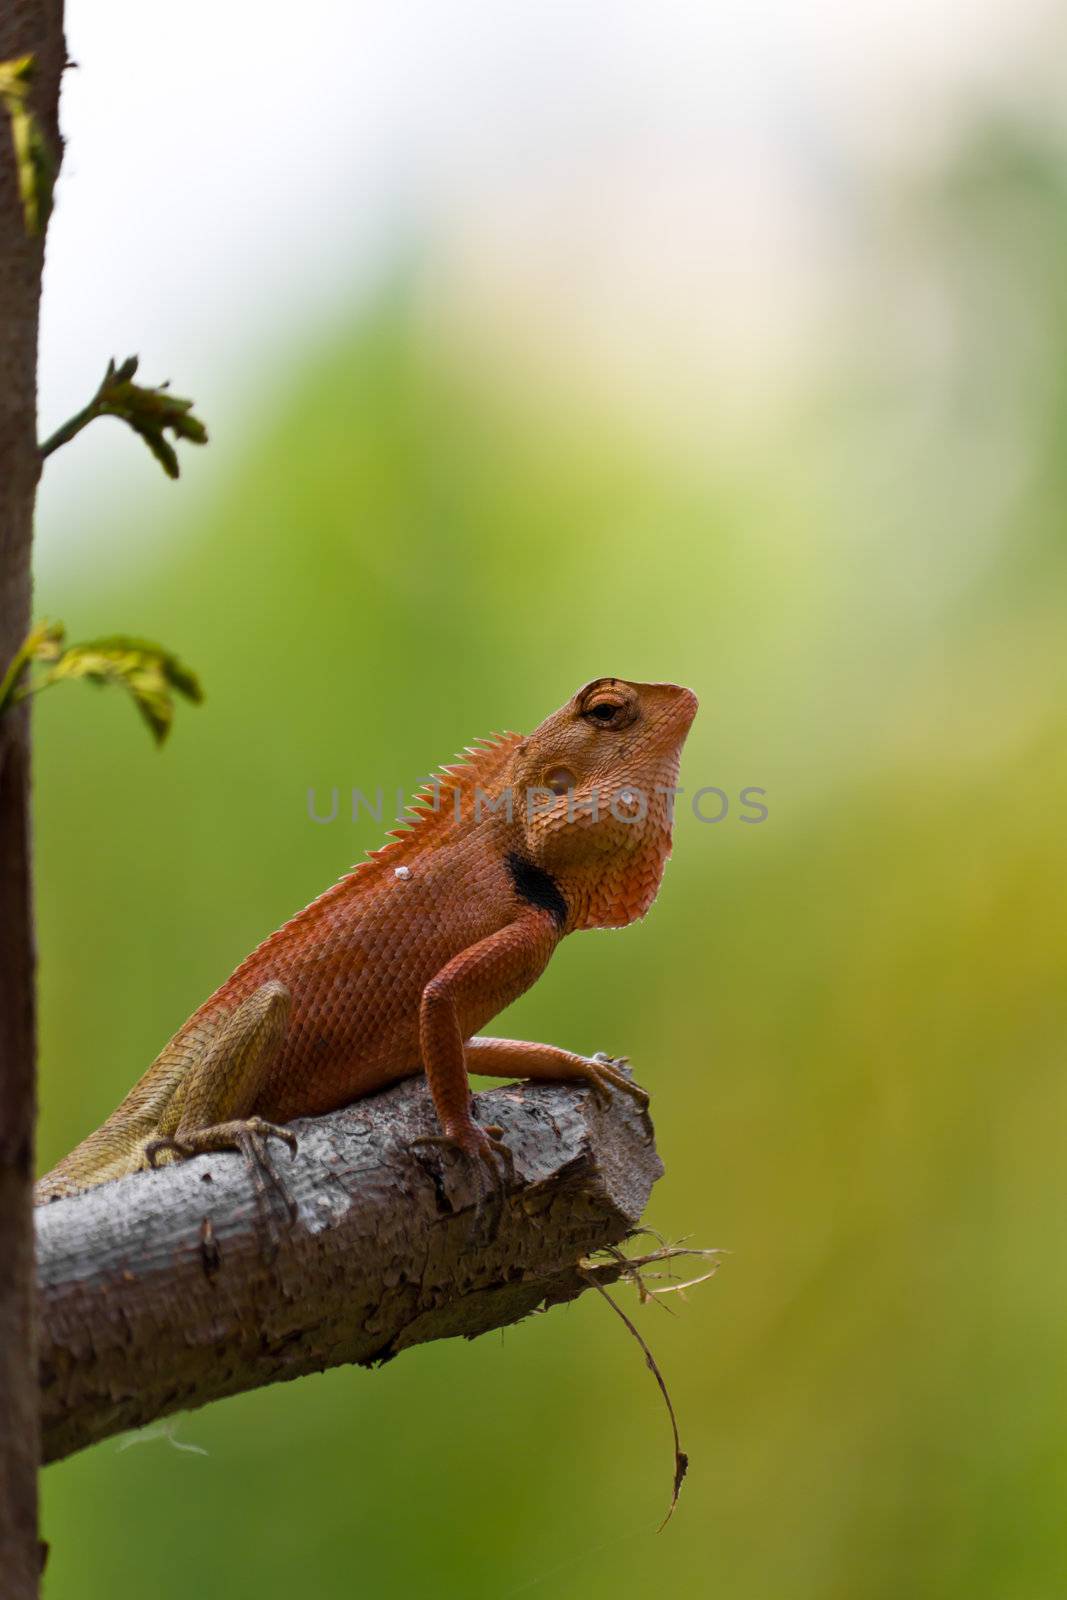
[145,1117,300,1234]
[410,1118,515,1244]
[584,1052,650,1109]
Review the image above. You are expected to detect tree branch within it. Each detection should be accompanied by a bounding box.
[0,8,65,1590]
[37,1075,663,1464]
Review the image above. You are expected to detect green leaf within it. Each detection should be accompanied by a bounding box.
[39,356,209,477]
[95,356,209,479]
[1,623,204,745]
[22,617,65,664]
[0,55,55,235]
[0,618,65,716]
[42,636,204,745]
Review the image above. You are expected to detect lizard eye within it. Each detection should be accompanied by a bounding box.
[578,682,639,731]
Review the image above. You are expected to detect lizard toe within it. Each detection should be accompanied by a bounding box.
[588,1053,650,1107]
[144,1135,186,1170]
[245,1117,298,1159]
[411,1120,515,1244]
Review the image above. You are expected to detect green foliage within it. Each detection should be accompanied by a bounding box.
[40,356,209,478]
[0,54,55,235]
[0,621,202,744]
[33,120,1067,1600]
[0,617,63,718]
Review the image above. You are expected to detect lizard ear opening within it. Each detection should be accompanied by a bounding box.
[543,765,576,796]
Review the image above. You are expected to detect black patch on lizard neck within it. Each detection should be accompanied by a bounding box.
[506,852,568,930]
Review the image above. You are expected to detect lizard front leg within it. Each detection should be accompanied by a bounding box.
[415,911,559,1185]
[146,980,297,1216]
[464,1036,650,1109]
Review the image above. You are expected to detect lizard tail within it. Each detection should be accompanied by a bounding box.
[35,1013,222,1202]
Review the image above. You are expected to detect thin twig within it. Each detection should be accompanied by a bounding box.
[39,397,99,459]
[580,1268,691,1531]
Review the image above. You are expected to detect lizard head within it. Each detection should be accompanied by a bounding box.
[510,677,698,929]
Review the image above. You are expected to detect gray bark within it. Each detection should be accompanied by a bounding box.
[0,5,64,1592]
[37,1076,663,1464]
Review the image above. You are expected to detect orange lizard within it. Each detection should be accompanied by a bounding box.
[36,677,697,1207]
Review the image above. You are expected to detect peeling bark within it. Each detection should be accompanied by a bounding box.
[37,1075,663,1464]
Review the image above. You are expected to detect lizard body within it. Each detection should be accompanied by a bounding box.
[36,677,697,1203]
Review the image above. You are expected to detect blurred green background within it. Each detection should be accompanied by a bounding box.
[33,104,1067,1600]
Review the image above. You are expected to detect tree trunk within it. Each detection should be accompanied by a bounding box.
[0,4,64,1591]
[37,1075,663,1462]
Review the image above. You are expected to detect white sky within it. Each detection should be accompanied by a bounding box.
[36,0,1060,560]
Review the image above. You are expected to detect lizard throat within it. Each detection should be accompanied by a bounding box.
[505,852,569,930]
